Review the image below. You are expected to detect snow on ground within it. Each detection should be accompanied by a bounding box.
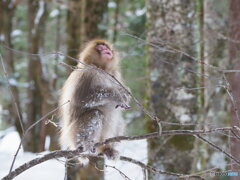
[0,131,65,180]
[105,139,147,180]
[0,131,147,180]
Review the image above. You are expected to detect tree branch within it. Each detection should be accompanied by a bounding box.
[3,127,239,180]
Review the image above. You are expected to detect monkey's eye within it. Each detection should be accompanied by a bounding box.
[97,43,105,46]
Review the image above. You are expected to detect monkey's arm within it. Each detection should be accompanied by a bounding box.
[114,71,131,104]
[82,87,130,109]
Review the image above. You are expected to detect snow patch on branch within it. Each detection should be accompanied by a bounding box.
[34,0,45,25]
[50,9,59,18]
[11,30,23,37]
[0,35,5,41]
[175,89,194,100]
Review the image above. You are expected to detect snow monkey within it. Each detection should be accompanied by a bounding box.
[59,39,131,165]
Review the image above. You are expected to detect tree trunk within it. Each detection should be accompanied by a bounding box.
[0,0,23,136]
[112,0,120,43]
[24,0,54,152]
[192,0,230,172]
[229,0,240,177]
[66,0,83,66]
[83,0,108,41]
[191,0,207,172]
[66,0,108,66]
[146,0,197,179]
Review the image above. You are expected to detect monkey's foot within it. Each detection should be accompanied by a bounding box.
[77,140,96,153]
[102,148,119,160]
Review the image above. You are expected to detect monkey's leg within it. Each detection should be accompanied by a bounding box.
[76,109,104,152]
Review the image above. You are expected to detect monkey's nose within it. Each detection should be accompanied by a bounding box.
[96,44,108,51]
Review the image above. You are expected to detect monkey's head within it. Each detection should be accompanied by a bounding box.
[79,39,119,71]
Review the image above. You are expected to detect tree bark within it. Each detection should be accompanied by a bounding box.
[229,0,240,177]
[146,0,197,179]
[24,0,54,152]
[112,0,120,43]
[83,0,108,41]
[66,0,108,66]
[66,0,83,66]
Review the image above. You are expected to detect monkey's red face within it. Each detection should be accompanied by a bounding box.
[96,44,113,61]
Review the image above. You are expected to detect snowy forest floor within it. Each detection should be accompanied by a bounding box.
[0,129,147,180]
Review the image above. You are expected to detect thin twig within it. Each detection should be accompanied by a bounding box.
[60,60,162,134]
[94,127,235,148]
[3,127,238,179]
[120,156,204,179]
[105,164,132,180]
[222,73,240,125]
[121,32,220,71]
[195,135,240,165]
[9,100,70,173]
[0,54,24,133]
[3,150,205,180]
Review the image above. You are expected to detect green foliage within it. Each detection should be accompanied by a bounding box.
[169,135,195,151]
[117,36,148,135]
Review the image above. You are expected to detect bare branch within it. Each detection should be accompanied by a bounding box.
[222,73,240,125]
[105,164,132,180]
[120,156,204,179]
[195,135,240,165]
[0,54,24,133]
[9,100,70,173]
[94,127,236,148]
[2,149,205,180]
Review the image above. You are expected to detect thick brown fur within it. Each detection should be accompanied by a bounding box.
[59,40,130,165]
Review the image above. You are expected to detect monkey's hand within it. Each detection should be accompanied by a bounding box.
[118,87,131,104]
[115,103,130,110]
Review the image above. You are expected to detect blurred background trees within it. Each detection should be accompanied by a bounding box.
[146,0,197,178]
[0,0,240,179]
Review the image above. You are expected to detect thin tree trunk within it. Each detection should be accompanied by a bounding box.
[83,0,108,41]
[24,0,51,152]
[229,0,240,177]
[191,0,207,172]
[66,0,83,66]
[0,0,23,136]
[112,0,120,43]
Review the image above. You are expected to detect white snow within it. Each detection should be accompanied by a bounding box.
[210,152,227,170]
[0,130,147,180]
[8,78,18,86]
[11,29,22,37]
[172,106,191,123]
[0,34,5,41]
[136,8,146,16]
[108,2,116,8]
[0,131,65,180]
[150,68,160,82]
[105,140,147,180]
[34,1,45,25]
[175,89,194,100]
[50,9,59,18]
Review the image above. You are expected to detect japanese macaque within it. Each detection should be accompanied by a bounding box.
[59,39,131,165]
